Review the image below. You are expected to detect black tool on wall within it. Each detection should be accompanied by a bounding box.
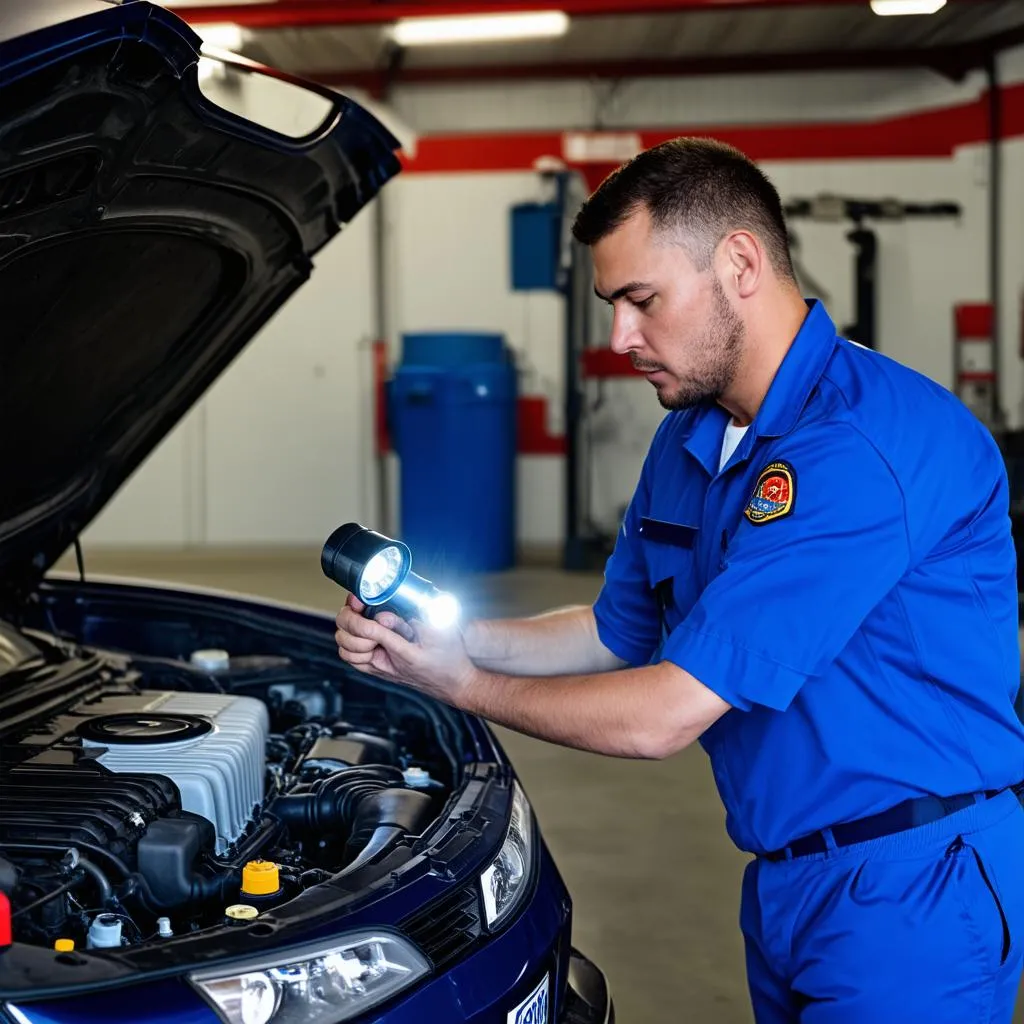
[784,195,961,350]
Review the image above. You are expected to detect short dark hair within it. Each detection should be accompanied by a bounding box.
[572,137,795,280]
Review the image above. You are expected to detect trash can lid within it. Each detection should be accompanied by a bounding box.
[401,332,506,368]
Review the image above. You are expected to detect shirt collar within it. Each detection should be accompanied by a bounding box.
[680,300,838,475]
[751,299,839,439]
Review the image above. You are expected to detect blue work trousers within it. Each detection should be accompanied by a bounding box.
[742,788,1024,1023]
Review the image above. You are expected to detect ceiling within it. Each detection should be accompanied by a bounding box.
[165,0,1024,92]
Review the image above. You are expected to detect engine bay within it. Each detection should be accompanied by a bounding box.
[0,613,464,955]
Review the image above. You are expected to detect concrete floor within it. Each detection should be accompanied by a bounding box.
[54,548,1023,1023]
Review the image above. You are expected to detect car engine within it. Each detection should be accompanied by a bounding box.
[77,691,270,855]
[0,628,458,952]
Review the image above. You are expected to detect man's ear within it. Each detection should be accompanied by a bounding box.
[719,230,764,299]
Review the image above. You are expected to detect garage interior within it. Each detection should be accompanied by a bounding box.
[57,0,1024,1020]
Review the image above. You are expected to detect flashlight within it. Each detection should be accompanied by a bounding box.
[322,523,461,630]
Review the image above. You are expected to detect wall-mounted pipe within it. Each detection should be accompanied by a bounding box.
[986,55,1005,429]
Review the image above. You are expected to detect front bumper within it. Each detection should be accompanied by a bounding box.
[561,948,614,1024]
[2,846,612,1024]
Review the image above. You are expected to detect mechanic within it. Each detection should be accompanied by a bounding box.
[336,137,1024,1023]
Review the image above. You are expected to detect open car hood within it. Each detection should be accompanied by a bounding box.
[0,0,401,598]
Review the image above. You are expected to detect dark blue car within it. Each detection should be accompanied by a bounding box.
[0,4,612,1022]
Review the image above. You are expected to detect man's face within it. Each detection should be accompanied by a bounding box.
[591,206,744,411]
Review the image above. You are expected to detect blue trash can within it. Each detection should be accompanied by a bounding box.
[389,332,517,576]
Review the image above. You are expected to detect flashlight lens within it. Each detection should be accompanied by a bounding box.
[425,593,460,630]
[359,546,406,602]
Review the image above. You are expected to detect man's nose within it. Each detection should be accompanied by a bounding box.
[608,308,641,355]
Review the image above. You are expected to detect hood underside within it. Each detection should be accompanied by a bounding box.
[0,0,401,595]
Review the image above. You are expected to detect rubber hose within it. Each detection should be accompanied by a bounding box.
[77,857,114,908]
[270,766,405,832]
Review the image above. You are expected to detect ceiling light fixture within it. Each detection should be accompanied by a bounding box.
[391,11,570,47]
[869,0,946,15]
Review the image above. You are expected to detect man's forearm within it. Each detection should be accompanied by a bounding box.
[464,605,624,677]
[460,661,731,759]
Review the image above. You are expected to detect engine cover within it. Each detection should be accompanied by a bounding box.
[79,693,268,854]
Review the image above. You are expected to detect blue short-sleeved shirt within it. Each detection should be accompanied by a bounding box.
[594,300,1024,855]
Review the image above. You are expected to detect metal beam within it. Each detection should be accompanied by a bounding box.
[177,0,978,29]
[306,47,987,89]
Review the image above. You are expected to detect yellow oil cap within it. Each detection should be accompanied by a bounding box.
[54,938,75,952]
[225,904,259,921]
[241,860,280,896]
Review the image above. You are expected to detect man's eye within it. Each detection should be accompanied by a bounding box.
[633,296,654,310]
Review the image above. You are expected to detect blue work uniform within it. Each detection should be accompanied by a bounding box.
[594,300,1024,1023]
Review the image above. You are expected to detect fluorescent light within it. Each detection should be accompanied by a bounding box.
[870,0,946,15]
[194,22,243,52]
[392,11,569,46]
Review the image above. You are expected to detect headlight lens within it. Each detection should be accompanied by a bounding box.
[480,782,534,929]
[189,934,429,1024]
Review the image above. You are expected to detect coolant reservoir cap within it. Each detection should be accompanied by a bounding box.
[225,904,259,921]
[190,649,230,672]
[241,860,280,896]
[54,938,75,952]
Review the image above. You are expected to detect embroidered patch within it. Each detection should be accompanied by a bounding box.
[744,461,796,525]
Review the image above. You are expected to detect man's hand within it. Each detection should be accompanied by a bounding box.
[335,594,479,706]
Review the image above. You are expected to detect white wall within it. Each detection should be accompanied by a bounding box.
[390,67,987,134]
[82,48,1024,553]
[82,407,201,546]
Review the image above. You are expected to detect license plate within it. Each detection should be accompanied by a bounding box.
[507,973,549,1024]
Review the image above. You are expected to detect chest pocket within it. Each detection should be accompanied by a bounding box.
[639,516,701,633]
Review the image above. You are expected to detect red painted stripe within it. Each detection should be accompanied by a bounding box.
[401,81,1024,171]
[183,0,890,28]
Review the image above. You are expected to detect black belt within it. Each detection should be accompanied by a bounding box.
[763,781,1024,862]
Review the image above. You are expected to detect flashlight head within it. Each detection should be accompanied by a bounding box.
[322,523,461,629]
[321,523,412,607]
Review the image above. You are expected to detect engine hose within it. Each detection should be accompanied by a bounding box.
[117,868,239,913]
[77,856,114,908]
[270,766,410,833]
[335,826,403,879]
[0,842,131,882]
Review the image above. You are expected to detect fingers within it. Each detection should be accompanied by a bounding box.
[335,604,383,668]
[362,617,415,658]
[335,605,414,667]
[335,626,376,653]
[375,611,417,643]
[337,601,364,629]
[338,647,375,669]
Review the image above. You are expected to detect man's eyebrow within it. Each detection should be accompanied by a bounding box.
[593,281,653,303]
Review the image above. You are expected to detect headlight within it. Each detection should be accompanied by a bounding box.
[189,933,429,1024]
[480,782,534,930]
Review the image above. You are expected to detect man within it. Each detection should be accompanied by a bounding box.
[336,138,1024,1023]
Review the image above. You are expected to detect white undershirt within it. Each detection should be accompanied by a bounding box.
[719,420,750,472]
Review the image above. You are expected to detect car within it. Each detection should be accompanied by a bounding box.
[0,3,613,1022]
